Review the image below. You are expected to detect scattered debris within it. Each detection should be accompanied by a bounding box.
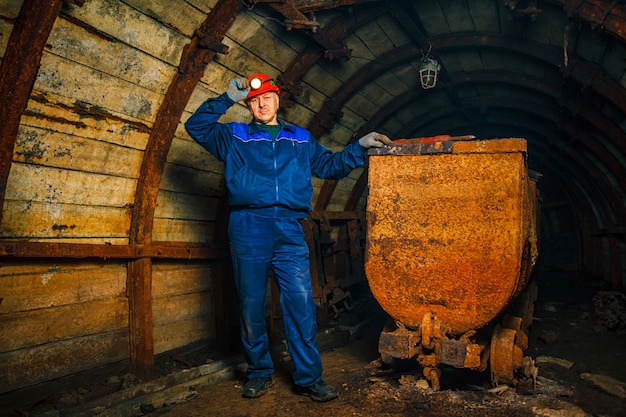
[592,291,626,330]
[398,374,418,386]
[487,385,510,395]
[531,404,587,417]
[579,372,626,398]
[535,356,574,370]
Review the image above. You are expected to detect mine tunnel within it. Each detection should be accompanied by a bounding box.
[1,1,625,416]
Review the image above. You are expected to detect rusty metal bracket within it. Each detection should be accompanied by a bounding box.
[277,73,303,108]
[318,100,344,130]
[324,48,352,60]
[194,29,230,55]
[378,327,421,360]
[368,140,454,156]
[198,39,229,54]
[329,287,353,319]
[247,0,321,32]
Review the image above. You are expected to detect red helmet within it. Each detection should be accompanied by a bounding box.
[246,73,280,102]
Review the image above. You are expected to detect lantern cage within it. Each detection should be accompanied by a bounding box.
[419,57,440,89]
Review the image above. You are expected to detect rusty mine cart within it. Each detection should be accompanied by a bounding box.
[365,137,540,390]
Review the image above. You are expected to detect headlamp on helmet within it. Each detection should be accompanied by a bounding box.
[245,73,281,102]
[250,77,263,90]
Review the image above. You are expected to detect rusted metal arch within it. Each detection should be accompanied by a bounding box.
[0,1,241,258]
[0,3,224,263]
[547,0,626,43]
[130,0,242,246]
[125,0,244,372]
[402,70,626,184]
[397,72,626,203]
[433,32,626,118]
[277,3,389,108]
[311,34,625,210]
[0,0,68,225]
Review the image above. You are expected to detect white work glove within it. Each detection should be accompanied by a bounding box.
[358,132,393,148]
[226,77,250,102]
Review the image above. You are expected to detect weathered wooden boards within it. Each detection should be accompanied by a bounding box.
[0,0,225,394]
[0,262,130,393]
[0,261,214,393]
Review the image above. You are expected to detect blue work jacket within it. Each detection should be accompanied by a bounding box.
[184,93,368,217]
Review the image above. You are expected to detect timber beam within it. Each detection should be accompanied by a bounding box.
[0,241,227,260]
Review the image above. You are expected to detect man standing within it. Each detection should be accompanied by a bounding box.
[185,73,391,402]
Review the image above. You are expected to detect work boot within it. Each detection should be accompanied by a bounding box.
[242,377,274,398]
[296,380,338,402]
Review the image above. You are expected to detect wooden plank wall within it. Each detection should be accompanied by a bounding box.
[0,261,130,393]
[151,262,214,355]
[0,0,225,394]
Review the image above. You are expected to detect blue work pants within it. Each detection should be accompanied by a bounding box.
[228,209,323,387]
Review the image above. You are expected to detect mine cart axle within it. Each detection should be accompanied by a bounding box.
[378,282,538,390]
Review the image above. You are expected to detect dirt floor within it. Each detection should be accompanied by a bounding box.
[149,271,626,417]
[3,271,626,417]
[147,274,626,417]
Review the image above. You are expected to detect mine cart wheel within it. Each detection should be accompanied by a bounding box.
[490,324,523,386]
[380,353,395,367]
[424,367,441,391]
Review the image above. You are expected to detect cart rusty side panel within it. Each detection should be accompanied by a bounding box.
[365,138,538,336]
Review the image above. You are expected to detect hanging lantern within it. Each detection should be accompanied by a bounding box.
[419,57,440,89]
[419,43,440,89]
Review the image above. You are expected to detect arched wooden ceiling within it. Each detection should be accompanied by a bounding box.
[0,0,624,285]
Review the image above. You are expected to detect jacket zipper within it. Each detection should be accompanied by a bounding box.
[273,134,279,204]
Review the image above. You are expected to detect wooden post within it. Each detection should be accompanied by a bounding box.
[127,257,154,377]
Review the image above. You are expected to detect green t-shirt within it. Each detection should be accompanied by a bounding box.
[260,124,281,140]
